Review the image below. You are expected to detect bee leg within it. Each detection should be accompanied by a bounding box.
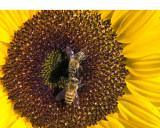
[78,84,84,88]
[79,77,83,83]
[81,55,88,62]
[69,73,74,79]
[85,55,89,60]
[77,72,80,78]
[76,67,81,78]
[79,65,83,71]
[73,93,79,107]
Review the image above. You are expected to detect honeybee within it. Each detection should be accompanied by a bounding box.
[65,46,88,77]
[56,77,82,106]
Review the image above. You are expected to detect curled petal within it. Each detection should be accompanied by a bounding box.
[116,10,160,43]
[126,54,160,79]
[123,31,160,58]
[105,113,136,128]
[118,95,160,128]
[111,10,131,34]
[126,76,160,103]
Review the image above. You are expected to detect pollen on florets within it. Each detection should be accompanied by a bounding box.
[1,10,128,128]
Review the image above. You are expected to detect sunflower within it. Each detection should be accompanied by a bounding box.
[0,10,160,128]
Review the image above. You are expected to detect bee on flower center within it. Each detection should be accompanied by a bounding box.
[56,77,82,106]
[65,46,88,77]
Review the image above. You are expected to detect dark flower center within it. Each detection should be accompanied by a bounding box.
[1,10,128,128]
[42,50,69,89]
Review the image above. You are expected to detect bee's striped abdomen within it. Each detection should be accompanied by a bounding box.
[65,89,75,105]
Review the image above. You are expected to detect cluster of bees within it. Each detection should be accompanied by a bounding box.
[56,46,88,106]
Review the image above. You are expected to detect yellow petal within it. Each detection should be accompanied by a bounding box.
[116,10,160,43]
[11,118,27,128]
[0,10,19,36]
[0,88,17,128]
[100,113,136,128]
[17,10,30,25]
[0,42,8,67]
[126,54,160,79]
[0,10,38,43]
[111,10,131,34]
[26,121,33,128]
[99,120,110,128]
[118,95,160,128]
[0,27,12,42]
[0,18,11,35]
[28,10,40,18]
[98,10,114,20]
[89,122,104,128]
[0,42,9,57]
[99,118,125,128]
[0,72,3,78]
[123,31,160,58]
[126,76,160,103]
[115,10,160,58]
[0,58,5,66]
[5,11,22,27]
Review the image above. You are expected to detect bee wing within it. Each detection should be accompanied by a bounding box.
[79,46,88,62]
[73,92,79,107]
[66,46,74,60]
[56,89,67,101]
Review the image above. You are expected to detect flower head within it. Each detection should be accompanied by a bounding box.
[1,10,128,127]
[0,10,160,128]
